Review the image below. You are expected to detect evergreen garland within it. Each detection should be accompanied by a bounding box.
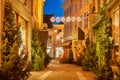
[0,1,30,80]
[93,4,113,80]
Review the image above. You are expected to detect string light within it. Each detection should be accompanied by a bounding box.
[50,16,82,22]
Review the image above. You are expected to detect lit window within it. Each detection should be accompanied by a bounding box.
[114,8,120,62]
[19,17,26,46]
[114,8,119,45]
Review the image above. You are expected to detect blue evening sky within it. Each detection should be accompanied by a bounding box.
[44,0,65,17]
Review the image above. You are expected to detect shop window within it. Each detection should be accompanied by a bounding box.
[114,8,119,45]
[19,17,26,50]
[114,8,120,62]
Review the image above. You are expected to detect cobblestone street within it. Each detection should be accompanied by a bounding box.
[28,60,96,80]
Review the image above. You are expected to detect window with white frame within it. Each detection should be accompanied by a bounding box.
[19,17,26,46]
[114,7,120,62]
[114,8,119,45]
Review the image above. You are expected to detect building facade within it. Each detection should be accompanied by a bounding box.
[71,0,90,61]
[0,0,4,67]
[106,0,120,64]
[32,0,45,29]
[62,0,72,61]
[53,23,64,59]
[0,0,45,67]
[91,0,120,77]
[92,0,120,64]
[63,0,92,61]
[47,23,64,59]
[63,0,120,62]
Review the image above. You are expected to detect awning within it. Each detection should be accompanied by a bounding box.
[78,27,85,40]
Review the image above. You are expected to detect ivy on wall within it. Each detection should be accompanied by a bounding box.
[93,4,113,80]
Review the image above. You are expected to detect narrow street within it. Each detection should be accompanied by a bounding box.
[28,60,96,80]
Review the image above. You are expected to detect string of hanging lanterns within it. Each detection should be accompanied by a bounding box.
[50,16,82,23]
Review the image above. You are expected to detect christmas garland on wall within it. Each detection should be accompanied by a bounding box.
[93,4,113,80]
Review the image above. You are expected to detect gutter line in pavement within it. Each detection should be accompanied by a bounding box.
[76,71,87,80]
[38,71,53,80]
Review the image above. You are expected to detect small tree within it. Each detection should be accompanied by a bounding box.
[82,41,97,71]
[31,28,45,70]
[67,47,73,64]
[0,1,30,80]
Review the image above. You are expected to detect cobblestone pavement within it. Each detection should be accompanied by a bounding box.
[28,60,96,80]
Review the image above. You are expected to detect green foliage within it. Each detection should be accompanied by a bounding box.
[67,48,73,64]
[114,62,120,80]
[96,66,113,80]
[44,53,52,67]
[82,41,97,71]
[75,53,84,66]
[93,5,113,80]
[0,1,30,80]
[31,28,45,71]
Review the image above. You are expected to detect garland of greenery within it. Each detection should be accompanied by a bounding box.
[93,4,113,80]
